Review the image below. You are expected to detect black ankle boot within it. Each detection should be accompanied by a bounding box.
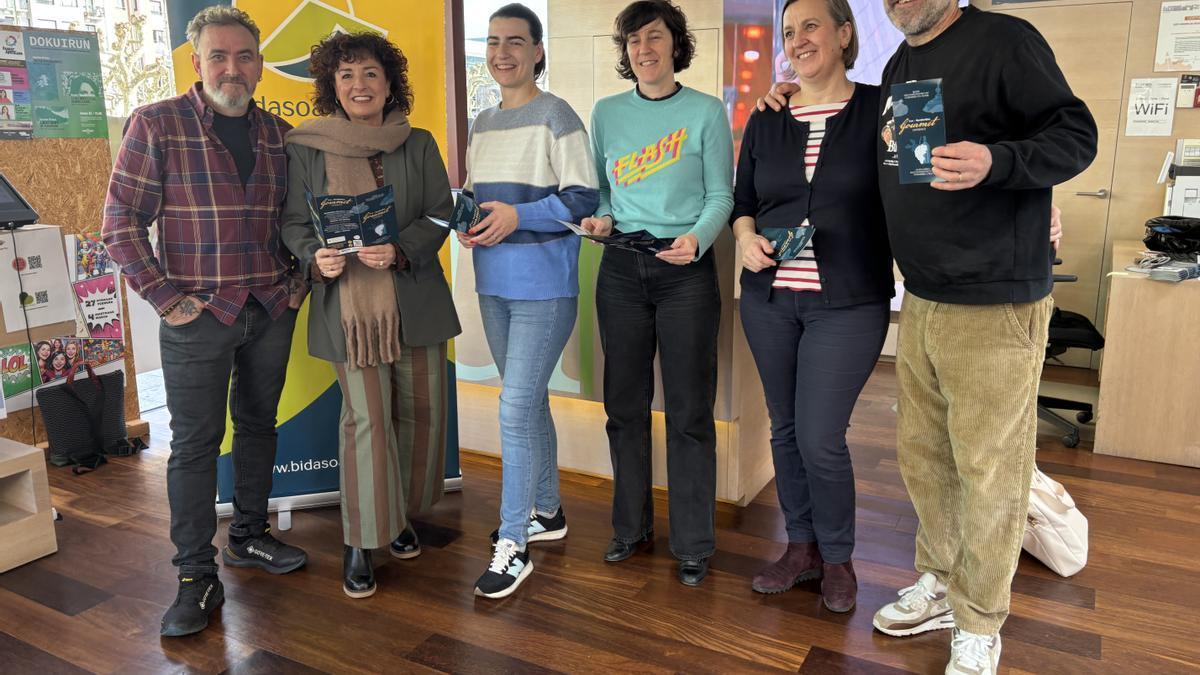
[343,545,375,599]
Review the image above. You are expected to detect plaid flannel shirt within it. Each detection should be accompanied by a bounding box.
[102,83,294,325]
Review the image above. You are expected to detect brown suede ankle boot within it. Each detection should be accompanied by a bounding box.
[751,542,823,594]
[821,560,857,613]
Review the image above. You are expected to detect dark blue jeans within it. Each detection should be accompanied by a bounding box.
[596,247,720,561]
[159,299,296,575]
[740,290,888,564]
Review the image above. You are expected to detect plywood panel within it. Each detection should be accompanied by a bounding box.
[0,138,140,445]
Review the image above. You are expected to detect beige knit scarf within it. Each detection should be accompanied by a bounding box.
[287,109,412,368]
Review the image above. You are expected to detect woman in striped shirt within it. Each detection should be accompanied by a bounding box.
[730,0,895,613]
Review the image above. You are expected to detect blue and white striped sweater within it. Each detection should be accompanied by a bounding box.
[466,91,599,300]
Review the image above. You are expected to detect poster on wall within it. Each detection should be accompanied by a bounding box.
[1127,78,1178,136]
[25,30,108,139]
[0,29,34,139]
[1156,1,1200,72]
[0,342,40,399]
[0,225,127,413]
[73,274,123,339]
[0,224,78,331]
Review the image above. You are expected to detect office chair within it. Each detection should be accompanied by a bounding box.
[1038,262,1105,448]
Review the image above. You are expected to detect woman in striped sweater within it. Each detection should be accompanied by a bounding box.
[730,0,895,612]
[458,3,600,600]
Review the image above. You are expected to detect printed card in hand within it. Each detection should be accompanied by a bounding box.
[428,190,491,233]
[890,78,946,184]
[307,184,398,254]
[760,225,815,261]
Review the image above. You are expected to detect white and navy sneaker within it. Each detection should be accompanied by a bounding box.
[474,538,532,599]
[490,507,568,544]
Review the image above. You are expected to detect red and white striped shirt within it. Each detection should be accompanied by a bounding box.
[773,100,849,293]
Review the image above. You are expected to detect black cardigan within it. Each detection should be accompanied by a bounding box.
[732,84,894,308]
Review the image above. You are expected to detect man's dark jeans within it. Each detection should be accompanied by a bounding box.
[160,299,296,576]
[596,247,720,561]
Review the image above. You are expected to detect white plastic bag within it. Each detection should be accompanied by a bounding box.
[1022,467,1089,577]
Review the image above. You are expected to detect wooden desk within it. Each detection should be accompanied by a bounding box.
[1094,240,1200,467]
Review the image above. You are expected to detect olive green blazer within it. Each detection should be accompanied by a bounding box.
[281,128,461,362]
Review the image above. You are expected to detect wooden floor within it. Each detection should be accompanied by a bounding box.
[2,362,1199,674]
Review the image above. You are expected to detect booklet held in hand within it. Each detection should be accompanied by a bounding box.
[556,219,675,255]
[760,225,815,261]
[890,78,946,185]
[307,184,398,254]
[428,190,491,233]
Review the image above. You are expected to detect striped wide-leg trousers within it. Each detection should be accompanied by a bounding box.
[334,343,448,549]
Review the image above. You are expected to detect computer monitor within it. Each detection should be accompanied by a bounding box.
[0,171,39,230]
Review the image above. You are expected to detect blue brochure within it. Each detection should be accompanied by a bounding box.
[890,78,946,185]
[760,225,815,261]
[428,190,491,233]
[306,184,397,254]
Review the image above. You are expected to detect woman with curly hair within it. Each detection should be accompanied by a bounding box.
[280,31,460,598]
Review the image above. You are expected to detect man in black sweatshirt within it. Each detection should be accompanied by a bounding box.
[868,2,1097,674]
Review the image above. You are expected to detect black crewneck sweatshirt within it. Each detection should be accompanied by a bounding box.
[877,6,1097,305]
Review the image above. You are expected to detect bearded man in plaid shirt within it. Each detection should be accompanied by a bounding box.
[102,6,308,637]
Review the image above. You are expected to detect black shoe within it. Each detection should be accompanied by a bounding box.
[390,525,421,560]
[474,538,532,599]
[603,531,653,563]
[490,507,569,545]
[222,528,307,575]
[343,546,376,599]
[678,558,709,587]
[160,574,224,637]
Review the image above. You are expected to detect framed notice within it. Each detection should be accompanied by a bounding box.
[1156,1,1200,72]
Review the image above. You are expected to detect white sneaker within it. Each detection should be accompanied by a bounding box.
[872,572,955,636]
[946,629,1001,675]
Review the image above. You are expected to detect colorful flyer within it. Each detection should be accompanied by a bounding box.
[37,337,77,383]
[24,30,107,139]
[0,29,32,140]
[80,338,124,366]
[73,273,122,338]
[70,231,115,280]
[0,342,40,399]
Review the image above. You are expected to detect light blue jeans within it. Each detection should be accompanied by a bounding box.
[479,294,577,548]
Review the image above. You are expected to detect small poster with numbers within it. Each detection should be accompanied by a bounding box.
[0,224,76,331]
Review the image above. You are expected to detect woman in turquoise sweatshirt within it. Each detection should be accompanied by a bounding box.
[580,0,734,587]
